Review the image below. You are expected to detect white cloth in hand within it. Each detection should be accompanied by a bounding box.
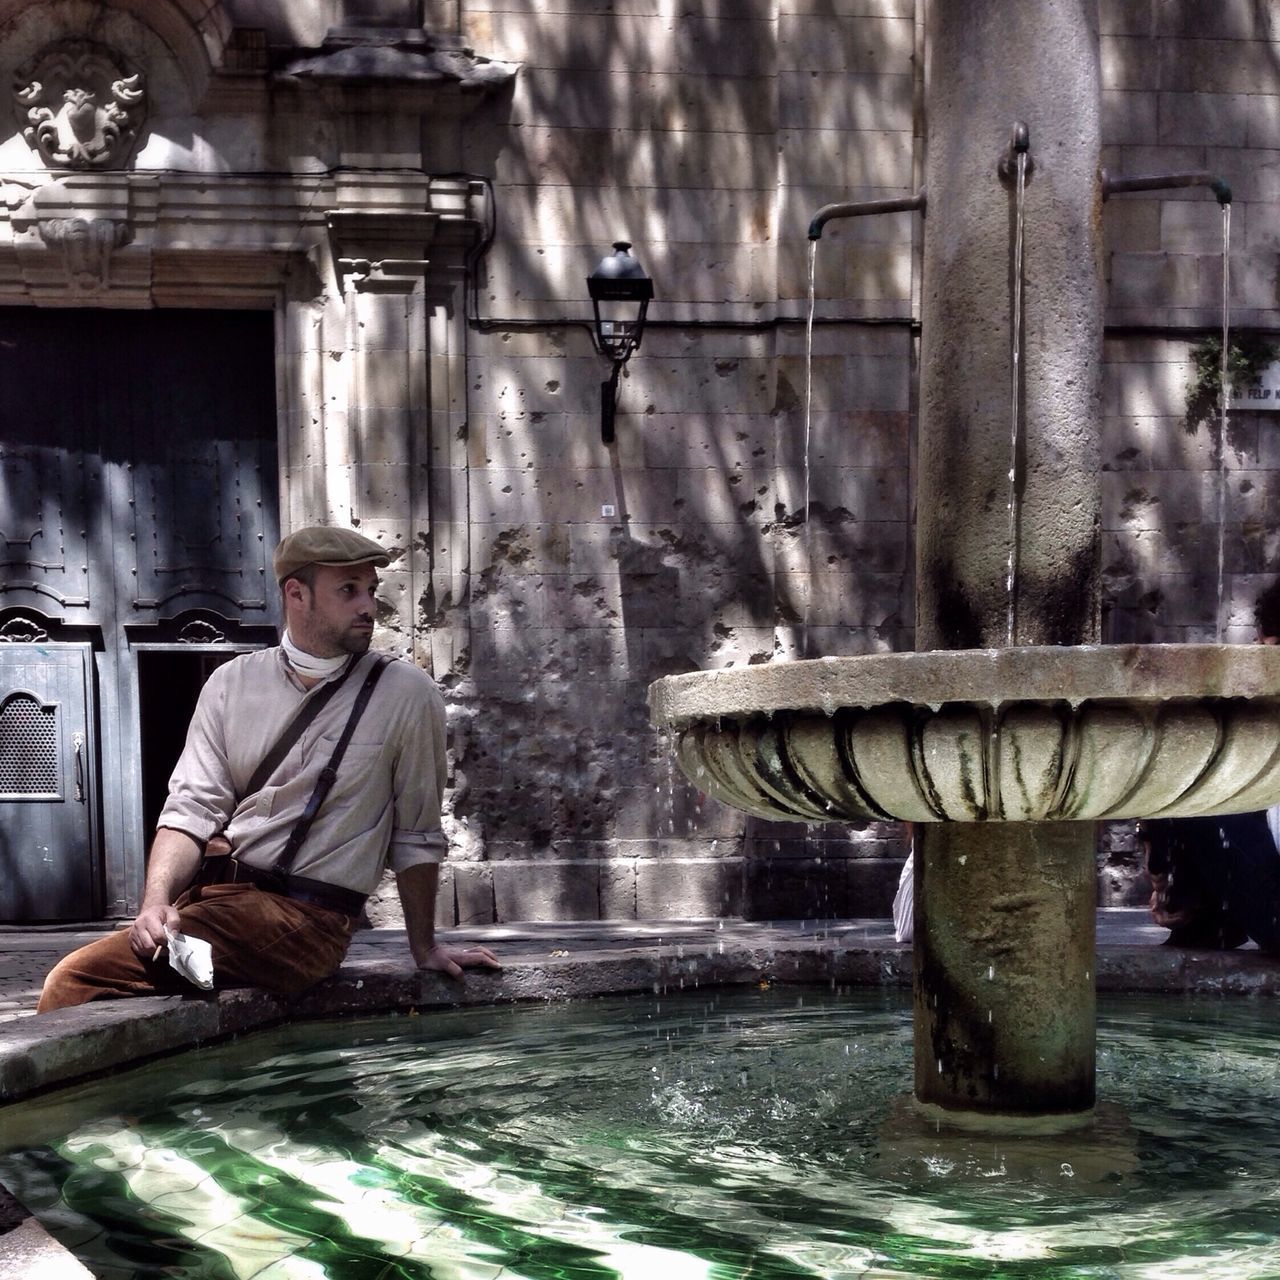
[163,925,214,990]
[892,852,913,943]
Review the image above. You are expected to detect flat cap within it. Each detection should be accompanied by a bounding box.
[273,526,391,582]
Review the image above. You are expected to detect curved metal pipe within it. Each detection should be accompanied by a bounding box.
[1101,170,1232,206]
[808,188,927,240]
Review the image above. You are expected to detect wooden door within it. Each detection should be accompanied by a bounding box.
[0,643,97,921]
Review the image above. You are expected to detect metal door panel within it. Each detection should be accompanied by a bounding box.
[0,643,96,921]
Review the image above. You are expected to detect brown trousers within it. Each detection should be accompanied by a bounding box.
[37,882,355,1013]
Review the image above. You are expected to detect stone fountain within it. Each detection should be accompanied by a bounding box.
[649,0,1280,1125]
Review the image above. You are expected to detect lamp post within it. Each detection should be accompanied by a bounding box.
[587,241,653,444]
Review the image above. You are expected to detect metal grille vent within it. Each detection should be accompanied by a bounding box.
[0,694,58,794]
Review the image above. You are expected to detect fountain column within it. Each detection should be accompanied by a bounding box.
[913,0,1104,1119]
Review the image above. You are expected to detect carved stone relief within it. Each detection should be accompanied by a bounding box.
[13,40,146,170]
[38,216,131,290]
[0,615,50,644]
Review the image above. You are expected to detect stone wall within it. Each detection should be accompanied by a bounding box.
[420,0,1280,921]
[429,0,921,922]
[1097,0,1280,905]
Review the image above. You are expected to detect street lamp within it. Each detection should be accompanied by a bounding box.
[588,241,653,444]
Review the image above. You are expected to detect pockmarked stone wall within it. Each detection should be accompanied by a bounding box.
[426,0,1277,921]
[427,0,920,923]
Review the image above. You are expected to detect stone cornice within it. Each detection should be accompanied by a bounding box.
[0,170,488,305]
[275,25,518,102]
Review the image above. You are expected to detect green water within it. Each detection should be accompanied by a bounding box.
[3,988,1280,1278]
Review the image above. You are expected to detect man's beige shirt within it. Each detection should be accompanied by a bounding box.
[159,648,448,894]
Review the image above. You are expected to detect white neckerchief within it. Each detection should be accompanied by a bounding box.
[281,629,348,681]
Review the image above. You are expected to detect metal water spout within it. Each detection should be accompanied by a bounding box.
[1102,170,1232,206]
[807,190,927,241]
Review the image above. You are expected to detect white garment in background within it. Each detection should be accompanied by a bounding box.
[892,851,914,942]
[1268,804,1280,854]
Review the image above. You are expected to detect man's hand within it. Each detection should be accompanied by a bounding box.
[1148,875,1193,930]
[129,903,181,959]
[127,827,205,960]
[416,942,502,979]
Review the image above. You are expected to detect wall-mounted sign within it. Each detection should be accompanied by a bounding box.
[1229,360,1280,410]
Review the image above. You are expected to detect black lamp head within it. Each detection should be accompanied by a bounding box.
[588,241,653,362]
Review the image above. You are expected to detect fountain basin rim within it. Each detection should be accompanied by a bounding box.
[647,644,1280,728]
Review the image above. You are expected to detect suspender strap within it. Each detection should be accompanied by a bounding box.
[275,654,391,877]
[243,658,358,798]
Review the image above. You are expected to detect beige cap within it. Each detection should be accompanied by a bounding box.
[273,526,391,582]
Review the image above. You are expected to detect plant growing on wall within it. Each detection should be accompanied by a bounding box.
[1184,332,1278,434]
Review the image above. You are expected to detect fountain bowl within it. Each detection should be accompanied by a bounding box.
[648,644,1280,824]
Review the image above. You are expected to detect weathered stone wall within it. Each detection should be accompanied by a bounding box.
[429,0,920,922]
[1098,0,1280,904]
[401,0,1280,922]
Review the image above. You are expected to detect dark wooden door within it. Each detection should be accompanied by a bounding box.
[0,309,279,918]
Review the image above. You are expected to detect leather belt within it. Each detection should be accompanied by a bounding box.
[227,857,366,917]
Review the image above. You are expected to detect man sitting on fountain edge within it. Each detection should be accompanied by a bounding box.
[38,526,499,1010]
[1139,578,1280,953]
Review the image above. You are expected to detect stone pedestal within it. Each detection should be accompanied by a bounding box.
[913,822,1097,1118]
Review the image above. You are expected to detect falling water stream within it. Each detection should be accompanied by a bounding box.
[7,989,1280,1279]
[1216,202,1232,640]
[802,239,817,655]
[1005,149,1027,645]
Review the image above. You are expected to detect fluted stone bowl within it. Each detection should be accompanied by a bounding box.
[647,645,1280,823]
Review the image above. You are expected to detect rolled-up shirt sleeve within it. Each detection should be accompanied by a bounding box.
[387,681,449,871]
[157,667,236,844]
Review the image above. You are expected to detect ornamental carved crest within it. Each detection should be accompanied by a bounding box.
[13,41,145,170]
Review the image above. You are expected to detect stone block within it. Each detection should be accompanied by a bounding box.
[1102,197,1161,253]
[1100,344,1195,418]
[797,623,910,656]
[493,861,601,922]
[1201,248,1278,310]
[1104,414,1219,471]
[773,515,911,575]
[805,462,911,524]
[1248,93,1280,149]
[1099,0,1153,34]
[781,127,914,192]
[777,13,914,76]
[600,859,637,918]
[1160,198,1243,254]
[843,242,914,303]
[742,856,852,921]
[1244,200,1280,251]
[1108,252,1205,313]
[612,783,746,841]
[635,858,744,918]
[1102,469,1218,531]
[779,69,912,133]
[1157,0,1261,40]
[472,523,572,575]
[454,863,495,925]
[1159,37,1278,94]
[845,858,901,916]
[1160,90,1254,148]
[799,570,911,628]
[641,413,776,473]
